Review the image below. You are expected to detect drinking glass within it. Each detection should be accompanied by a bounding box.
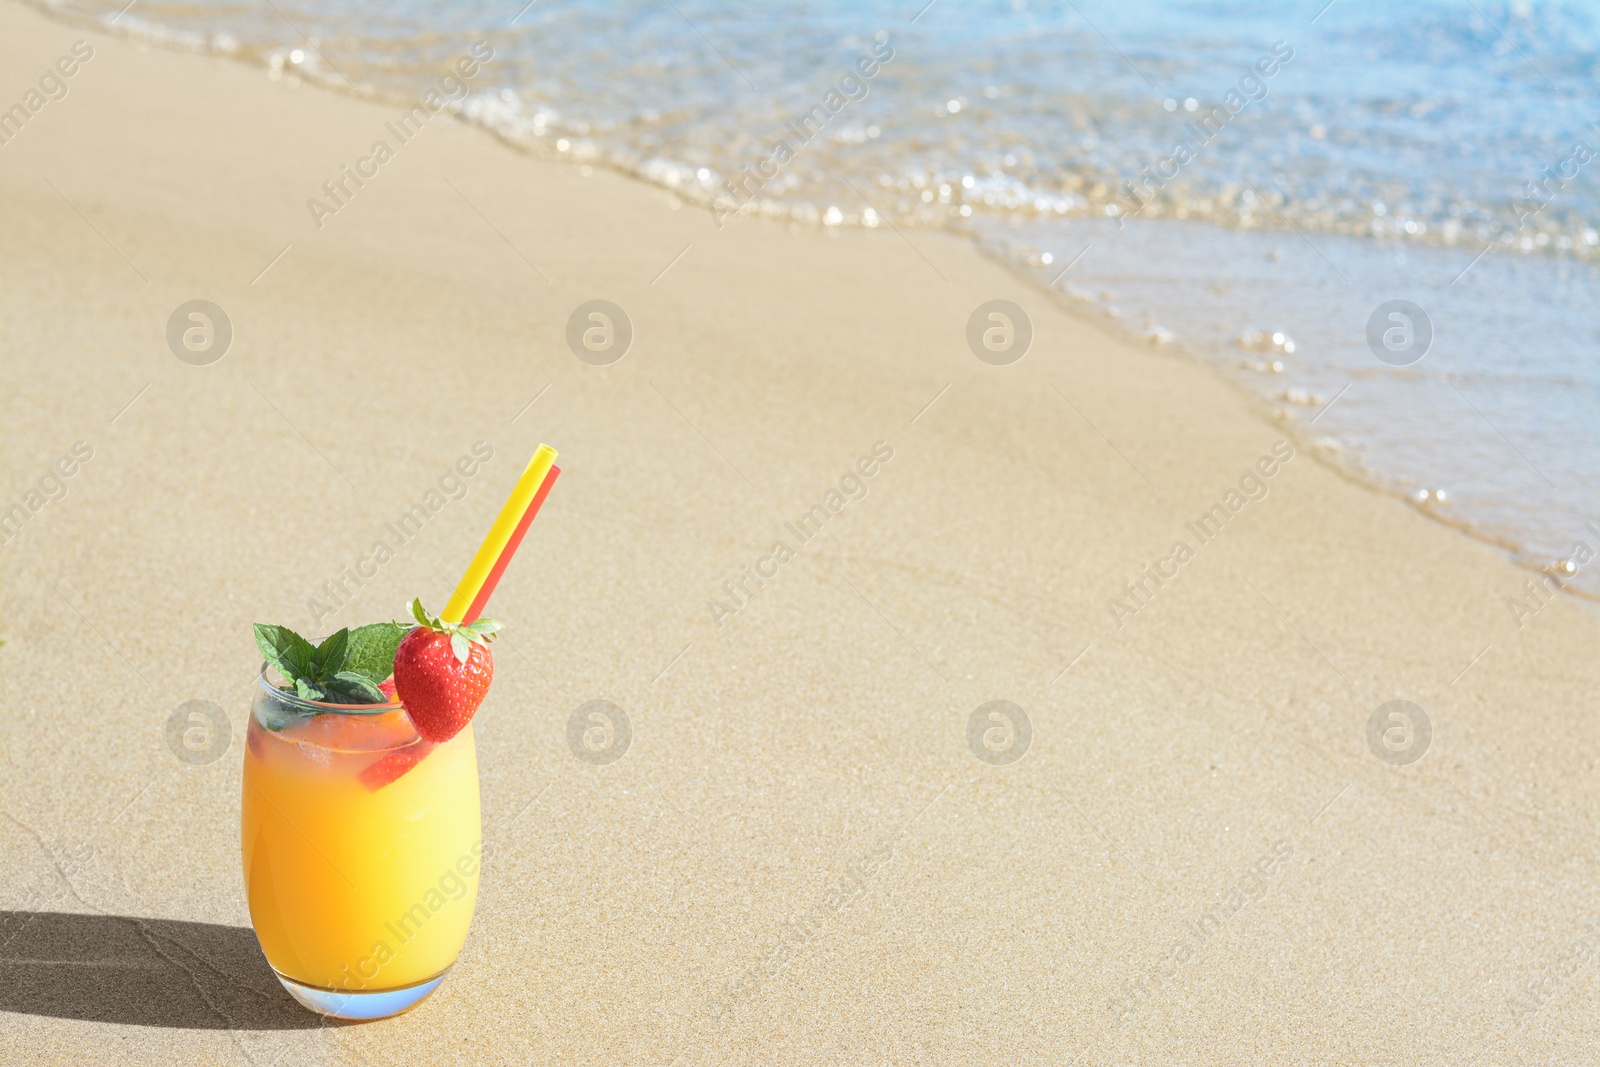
[241,666,481,1020]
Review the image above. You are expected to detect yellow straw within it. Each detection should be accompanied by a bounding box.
[442,444,557,622]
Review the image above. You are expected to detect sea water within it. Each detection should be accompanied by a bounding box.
[41,0,1599,593]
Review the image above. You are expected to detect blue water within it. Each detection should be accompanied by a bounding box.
[40,0,1600,591]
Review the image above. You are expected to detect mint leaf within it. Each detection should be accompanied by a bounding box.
[255,623,317,682]
[282,633,316,680]
[313,629,349,675]
[324,671,388,704]
[345,622,410,684]
[254,622,292,674]
[294,677,326,702]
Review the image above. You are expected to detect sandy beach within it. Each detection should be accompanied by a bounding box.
[2,3,1599,1063]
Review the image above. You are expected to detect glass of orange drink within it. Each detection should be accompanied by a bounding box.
[242,666,482,1020]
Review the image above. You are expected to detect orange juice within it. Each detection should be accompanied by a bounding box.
[241,685,480,1008]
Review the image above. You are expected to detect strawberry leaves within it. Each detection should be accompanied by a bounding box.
[405,599,501,664]
[254,620,413,704]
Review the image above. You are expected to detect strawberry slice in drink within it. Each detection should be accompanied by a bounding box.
[247,720,268,760]
[356,676,434,790]
[359,741,435,791]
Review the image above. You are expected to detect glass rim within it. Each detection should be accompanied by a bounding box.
[257,663,403,715]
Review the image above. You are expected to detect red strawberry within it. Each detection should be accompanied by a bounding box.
[391,599,501,743]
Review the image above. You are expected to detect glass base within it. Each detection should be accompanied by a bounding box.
[274,967,451,1021]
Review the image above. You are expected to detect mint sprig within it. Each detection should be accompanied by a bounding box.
[254,620,411,704]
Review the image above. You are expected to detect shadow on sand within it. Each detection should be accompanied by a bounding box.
[0,910,328,1029]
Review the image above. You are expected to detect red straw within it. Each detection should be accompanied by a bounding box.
[462,465,559,623]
